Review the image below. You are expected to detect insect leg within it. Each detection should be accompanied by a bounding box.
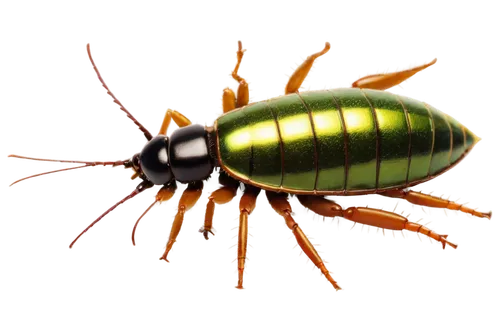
[236,185,260,289]
[351,58,437,90]
[156,108,193,135]
[199,183,239,242]
[132,183,177,245]
[159,181,204,262]
[222,88,237,113]
[221,39,250,113]
[222,41,249,113]
[69,180,154,248]
[285,42,330,95]
[84,42,153,141]
[381,189,492,219]
[266,191,341,290]
[297,195,457,249]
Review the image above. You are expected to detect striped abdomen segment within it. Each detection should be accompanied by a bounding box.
[215,88,478,194]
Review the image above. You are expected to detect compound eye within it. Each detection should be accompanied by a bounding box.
[139,135,173,185]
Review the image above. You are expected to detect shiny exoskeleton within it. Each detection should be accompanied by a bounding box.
[10,42,491,291]
[133,125,214,185]
[217,88,478,194]
[128,87,478,195]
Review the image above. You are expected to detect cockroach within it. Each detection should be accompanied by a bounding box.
[9,41,491,290]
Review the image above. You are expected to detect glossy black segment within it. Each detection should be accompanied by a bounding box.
[139,135,173,185]
[169,124,213,183]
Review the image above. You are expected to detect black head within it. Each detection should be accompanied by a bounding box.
[135,135,173,185]
[128,124,214,185]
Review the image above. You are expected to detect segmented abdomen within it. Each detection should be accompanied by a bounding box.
[215,88,478,194]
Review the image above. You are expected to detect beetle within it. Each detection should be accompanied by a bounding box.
[9,41,491,290]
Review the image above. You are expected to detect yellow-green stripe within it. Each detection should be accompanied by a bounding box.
[299,91,345,190]
[332,88,377,190]
[268,94,316,190]
[363,89,410,188]
[399,96,433,182]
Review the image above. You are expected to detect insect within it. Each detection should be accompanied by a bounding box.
[10,41,492,290]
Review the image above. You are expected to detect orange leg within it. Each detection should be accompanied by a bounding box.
[222,41,249,113]
[285,42,330,94]
[132,183,177,246]
[130,109,192,180]
[297,195,457,250]
[199,183,239,242]
[159,181,203,262]
[222,88,237,113]
[351,58,437,90]
[158,109,192,135]
[266,191,341,290]
[381,189,492,219]
[236,186,260,289]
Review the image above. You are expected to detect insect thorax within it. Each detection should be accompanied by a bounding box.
[135,124,216,185]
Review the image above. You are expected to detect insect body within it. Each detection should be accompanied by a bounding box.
[10,42,491,291]
[216,88,478,194]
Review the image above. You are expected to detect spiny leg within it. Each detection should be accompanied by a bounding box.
[236,185,260,289]
[69,180,154,248]
[84,42,153,141]
[6,153,130,188]
[285,42,330,95]
[232,41,249,108]
[132,183,177,245]
[381,189,491,219]
[222,41,249,113]
[352,58,437,90]
[160,181,203,262]
[200,173,240,239]
[158,109,192,135]
[266,191,341,290]
[297,195,457,250]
